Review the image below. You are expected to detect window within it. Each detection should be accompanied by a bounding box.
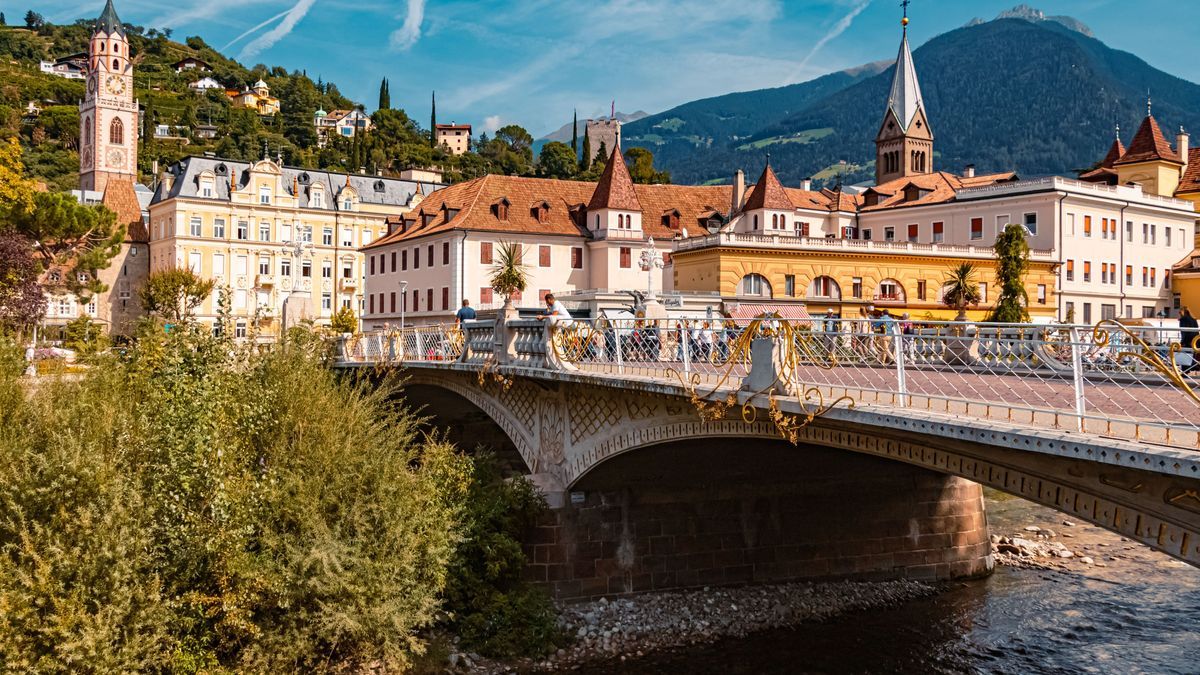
[875,279,905,302]
[619,247,631,268]
[970,218,983,240]
[321,261,332,278]
[281,258,291,276]
[784,275,795,297]
[390,292,396,313]
[300,226,313,243]
[189,216,202,237]
[1024,212,1037,235]
[481,242,493,264]
[342,228,354,248]
[753,214,759,230]
[842,225,857,239]
[401,250,407,271]
[862,229,873,241]
[343,197,353,211]
[1150,224,1157,245]
[369,295,375,314]
[571,247,583,269]
[342,263,353,279]
[1126,221,1133,242]
[978,282,988,303]
[258,257,270,275]
[441,287,449,311]
[426,288,433,312]
[312,191,324,208]
[236,220,248,240]
[1126,304,1133,318]
[1083,261,1091,282]
[1101,263,1108,285]
[322,228,333,246]
[1142,266,1148,286]
[1067,213,1076,236]
[1150,268,1157,287]
[480,288,493,304]
[739,273,772,298]
[907,224,918,242]
[188,251,202,273]
[884,227,895,242]
[235,321,247,339]
[214,218,226,238]
[259,222,270,241]
[281,223,292,241]
[443,242,450,265]
[412,289,419,310]
[852,277,863,299]
[1142,305,1155,319]
[427,245,434,267]
[259,186,270,204]
[234,255,248,276]
[539,245,551,267]
[1142,223,1149,244]
[414,248,420,270]
[932,221,944,243]
[807,276,840,299]
[1066,259,1074,281]
[1083,216,1092,237]
[321,293,332,311]
[109,117,123,145]
[370,256,375,275]
[917,280,927,300]
[301,260,311,278]
[796,221,810,237]
[1102,304,1116,321]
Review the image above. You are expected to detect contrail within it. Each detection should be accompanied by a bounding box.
[390,0,427,51]
[222,7,293,52]
[238,0,317,61]
[785,0,872,83]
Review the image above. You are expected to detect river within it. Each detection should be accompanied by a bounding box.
[576,491,1200,674]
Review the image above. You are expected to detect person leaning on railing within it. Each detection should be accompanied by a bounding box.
[1181,308,1198,375]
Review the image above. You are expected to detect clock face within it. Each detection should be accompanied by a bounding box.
[106,148,125,169]
[105,74,126,96]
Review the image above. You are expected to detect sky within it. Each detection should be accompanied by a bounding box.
[21,0,1200,138]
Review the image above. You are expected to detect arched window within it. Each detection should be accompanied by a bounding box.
[112,58,120,69]
[109,117,123,145]
[752,214,759,230]
[874,278,907,303]
[738,273,772,298]
[807,276,841,300]
[83,119,92,146]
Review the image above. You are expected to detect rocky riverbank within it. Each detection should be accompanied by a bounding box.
[451,579,938,673]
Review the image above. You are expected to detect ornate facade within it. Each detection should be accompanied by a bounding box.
[79,0,137,194]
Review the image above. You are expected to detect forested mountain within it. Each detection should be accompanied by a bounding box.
[625,11,1200,187]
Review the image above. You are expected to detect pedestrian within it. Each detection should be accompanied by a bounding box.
[537,292,573,326]
[455,298,476,325]
[1181,307,1198,374]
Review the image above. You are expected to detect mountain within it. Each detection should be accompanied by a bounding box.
[625,8,1200,187]
[992,4,1093,37]
[538,111,649,143]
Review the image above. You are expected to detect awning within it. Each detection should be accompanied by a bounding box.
[726,303,812,327]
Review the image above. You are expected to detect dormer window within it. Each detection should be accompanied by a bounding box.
[311,189,324,208]
[531,201,549,224]
[342,197,353,211]
[492,198,510,220]
[421,212,434,227]
[259,186,270,204]
[662,210,680,230]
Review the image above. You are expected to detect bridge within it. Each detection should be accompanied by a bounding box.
[336,313,1200,600]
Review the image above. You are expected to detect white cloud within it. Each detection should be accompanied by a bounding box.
[237,0,318,61]
[222,6,294,51]
[482,115,503,134]
[389,0,427,51]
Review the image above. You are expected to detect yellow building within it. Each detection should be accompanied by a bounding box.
[672,233,1059,321]
[228,79,280,116]
[147,156,442,337]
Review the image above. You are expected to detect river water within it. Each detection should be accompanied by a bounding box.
[580,492,1200,674]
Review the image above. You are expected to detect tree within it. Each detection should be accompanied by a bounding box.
[989,223,1031,323]
[537,141,577,179]
[571,109,578,157]
[489,242,528,305]
[378,78,390,110]
[330,306,357,334]
[140,267,215,324]
[64,315,107,356]
[0,137,34,213]
[0,13,6,26]
[0,231,44,334]
[430,90,437,148]
[8,192,124,298]
[624,146,670,184]
[23,10,43,29]
[580,130,591,171]
[942,262,982,321]
[594,141,608,167]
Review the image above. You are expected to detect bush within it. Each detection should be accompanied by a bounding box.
[0,322,472,672]
[329,306,357,334]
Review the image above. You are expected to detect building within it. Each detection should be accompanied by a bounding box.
[228,79,280,116]
[189,76,222,92]
[586,118,621,158]
[147,155,442,336]
[173,57,210,73]
[434,123,471,155]
[315,108,372,146]
[79,0,138,195]
[39,53,87,80]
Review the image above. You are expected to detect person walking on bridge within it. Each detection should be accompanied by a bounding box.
[455,299,476,325]
[1181,307,1198,374]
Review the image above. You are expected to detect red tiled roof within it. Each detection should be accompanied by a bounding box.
[587,146,643,211]
[1101,137,1126,167]
[102,179,148,242]
[1114,115,1180,165]
[742,164,791,210]
[1176,147,1200,194]
[858,171,1016,212]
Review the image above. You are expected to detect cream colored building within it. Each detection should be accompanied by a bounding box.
[434,123,472,155]
[148,156,442,337]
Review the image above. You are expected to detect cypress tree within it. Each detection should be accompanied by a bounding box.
[430,91,437,148]
[1,13,6,26]
[571,109,578,157]
[580,129,591,171]
[595,141,607,167]
[378,78,390,110]
[988,223,1032,323]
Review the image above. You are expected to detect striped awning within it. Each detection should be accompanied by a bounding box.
[726,303,812,327]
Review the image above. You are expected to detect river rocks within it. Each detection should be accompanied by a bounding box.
[1080,556,1095,565]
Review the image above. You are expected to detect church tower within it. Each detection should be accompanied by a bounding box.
[79,0,138,193]
[875,8,932,186]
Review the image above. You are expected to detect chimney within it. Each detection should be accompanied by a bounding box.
[964,164,976,178]
[801,177,813,191]
[1179,127,1190,174]
[159,169,174,193]
[730,169,745,216]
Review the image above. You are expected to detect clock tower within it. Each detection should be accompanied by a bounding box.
[79,0,137,193]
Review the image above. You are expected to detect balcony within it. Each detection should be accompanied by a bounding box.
[339,277,358,291]
[256,274,275,287]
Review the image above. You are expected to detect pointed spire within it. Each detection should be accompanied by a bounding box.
[587,145,642,211]
[743,162,791,211]
[1115,112,1181,165]
[886,8,925,132]
[1101,135,1126,168]
[95,0,125,37]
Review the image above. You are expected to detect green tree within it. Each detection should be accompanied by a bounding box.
[330,306,357,334]
[489,242,528,304]
[378,78,390,110]
[23,10,42,29]
[624,146,670,184]
[0,13,6,26]
[942,262,982,321]
[430,90,437,148]
[988,223,1031,323]
[140,267,215,323]
[571,109,578,157]
[63,314,108,356]
[8,191,123,298]
[594,140,608,167]
[537,141,577,179]
[580,129,591,171]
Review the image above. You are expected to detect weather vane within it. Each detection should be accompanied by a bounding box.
[901,0,911,26]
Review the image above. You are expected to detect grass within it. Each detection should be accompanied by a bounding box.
[736,128,834,151]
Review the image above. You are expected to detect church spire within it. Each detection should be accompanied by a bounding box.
[95,0,125,37]
[874,5,933,185]
[886,10,924,132]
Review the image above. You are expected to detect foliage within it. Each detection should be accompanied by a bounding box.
[537,141,577,179]
[489,242,528,301]
[0,230,44,333]
[0,323,472,671]
[63,314,108,356]
[443,455,561,657]
[378,78,390,110]
[581,130,592,171]
[942,262,982,317]
[7,191,123,297]
[329,305,357,334]
[140,267,215,324]
[624,146,670,184]
[988,223,1031,323]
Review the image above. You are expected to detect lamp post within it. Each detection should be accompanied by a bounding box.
[399,280,409,328]
[638,237,665,302]
[281,238,313,334]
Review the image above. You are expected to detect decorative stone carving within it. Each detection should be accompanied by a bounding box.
[539,397,566,466]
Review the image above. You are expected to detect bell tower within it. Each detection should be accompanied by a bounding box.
[80,0,138,193]
[875,5,933,186]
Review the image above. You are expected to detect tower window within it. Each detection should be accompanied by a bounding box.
[109,118,124,145]
[112,58,120,69]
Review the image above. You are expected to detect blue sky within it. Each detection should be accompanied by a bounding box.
[22,0,1200,137]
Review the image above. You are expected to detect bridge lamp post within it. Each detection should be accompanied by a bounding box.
[399,280,408,328]
[638,237,665,303]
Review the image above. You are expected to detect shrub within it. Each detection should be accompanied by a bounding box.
[329,305,357,334]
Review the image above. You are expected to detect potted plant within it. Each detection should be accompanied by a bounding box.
[489,242,528,315]
[941,262,982,365]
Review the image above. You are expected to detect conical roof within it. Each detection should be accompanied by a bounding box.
[743,162,791,210]
[95,0,125,37]
[1115,114,1180,165]
[587,145,642,211]
[1100,137,1126,168]
[886,29,924,132]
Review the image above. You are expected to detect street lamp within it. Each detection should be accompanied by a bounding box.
[638,237,665,302]
[281,238,313,334]
[399,280,409,328]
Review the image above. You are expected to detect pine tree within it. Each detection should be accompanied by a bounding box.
[571,109,578,157]
[0,13,6,26]
[594,141,607,167]
[378,78,390,110]
[430,91,437,148]
[580,129,591,171]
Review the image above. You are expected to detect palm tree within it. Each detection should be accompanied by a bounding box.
[942,262,982,321]
[489,242,528,309]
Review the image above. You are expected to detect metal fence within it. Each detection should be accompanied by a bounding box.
[342,318,1200,448]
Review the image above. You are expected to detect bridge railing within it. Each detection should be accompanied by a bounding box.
[340,317,1200,448]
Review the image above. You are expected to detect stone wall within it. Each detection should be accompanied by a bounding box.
[524,439,992,601]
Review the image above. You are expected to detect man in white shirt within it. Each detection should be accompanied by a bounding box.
[537,292,573,326]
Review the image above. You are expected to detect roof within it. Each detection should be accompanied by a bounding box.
[436,123,472,130]
[886,28,925,131]
[742,163,792,211]
[364,174,735,250]
[858,170,1018,212]
[587,146,643,211]
[1176,147,1200,194]
[151,156,443,210]
[95,0,125,37]
[1172,245,1200,273]
[1114,115,1181,165]
[102,179,148,242]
